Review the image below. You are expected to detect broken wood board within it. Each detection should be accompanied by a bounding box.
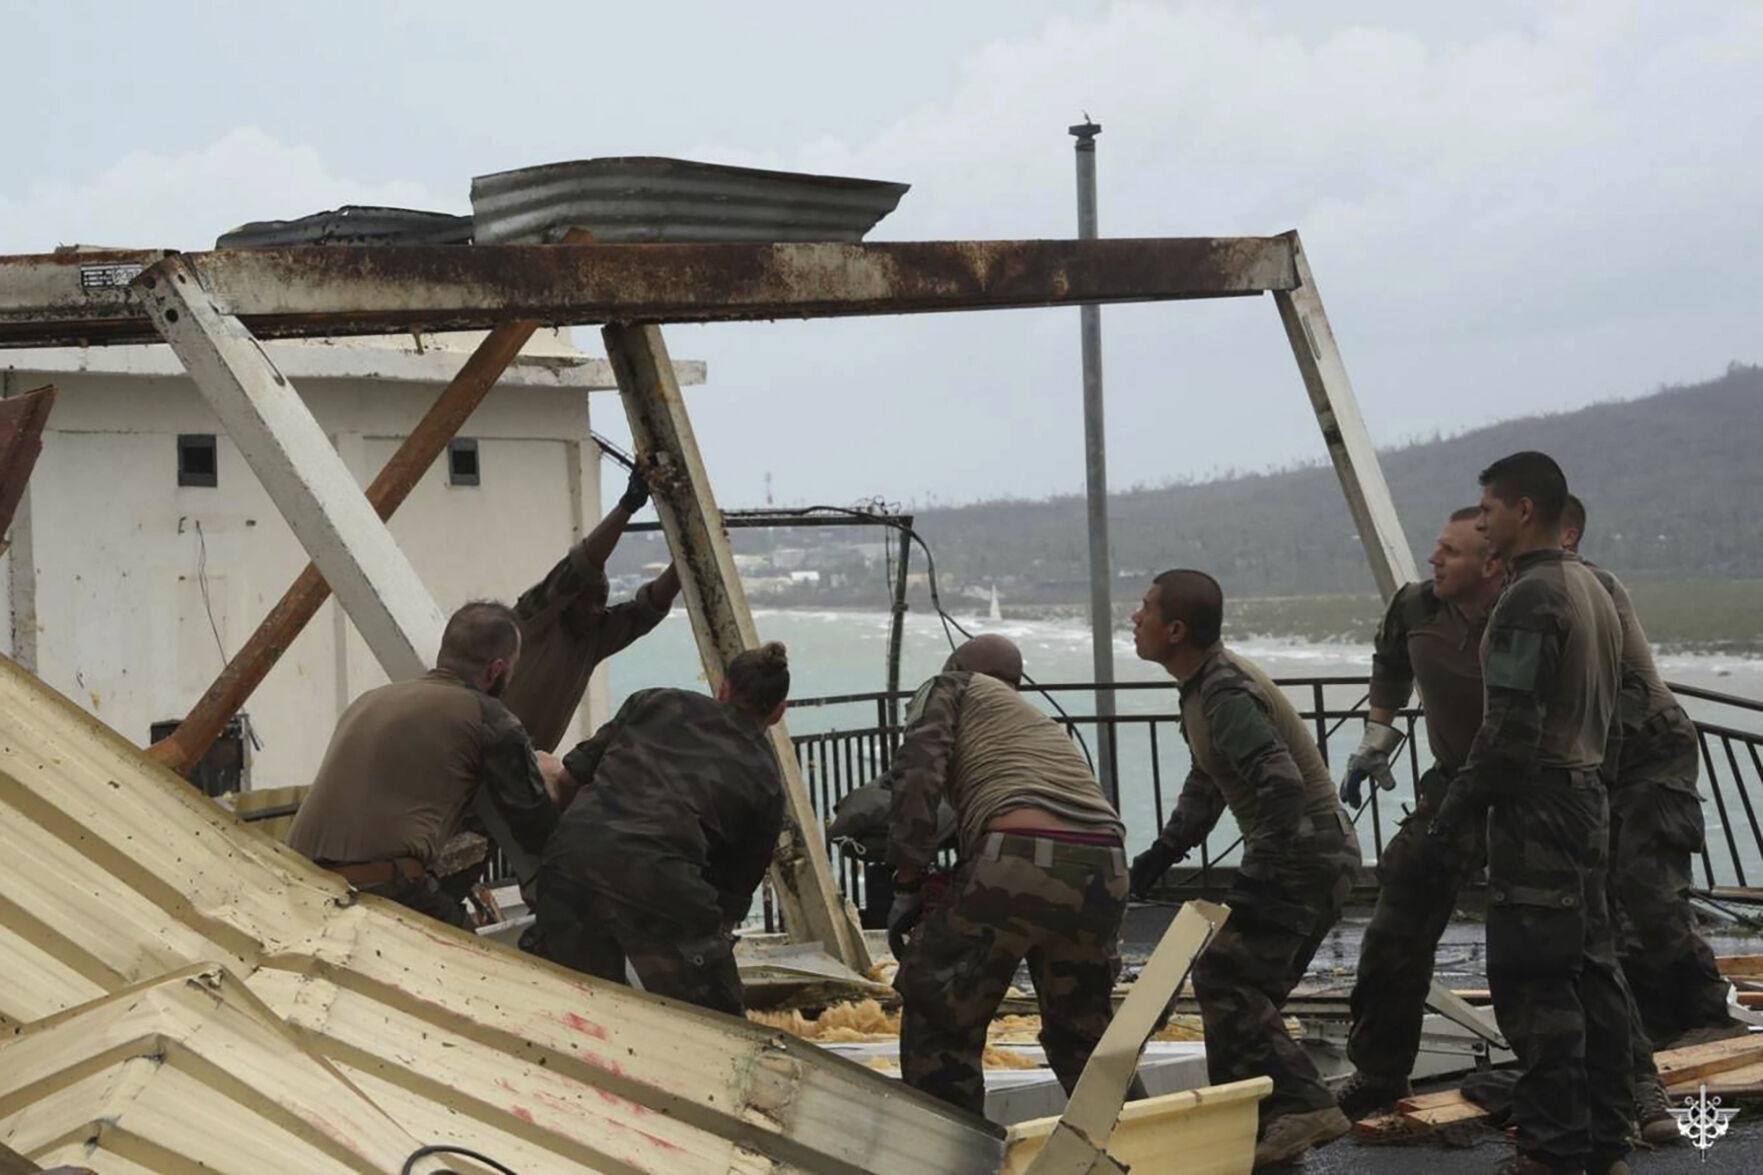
[1718,955,1763,979]
[0,650,1008,1174]
[1657,1033,1763,1090]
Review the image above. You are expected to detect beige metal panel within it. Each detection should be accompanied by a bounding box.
[0,965,454,1175]
[0,652,1004,1173]
[251,966,765,1173]
[1002,1079,1269,1175]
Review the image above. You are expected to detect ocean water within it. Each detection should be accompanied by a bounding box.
[601,607,1763,873]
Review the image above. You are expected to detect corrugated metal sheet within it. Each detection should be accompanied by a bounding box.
[217,206,472,250]
[470,157,909,245]
[0,653,1004,1174]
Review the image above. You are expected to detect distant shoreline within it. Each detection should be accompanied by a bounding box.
[734,580,1763,658]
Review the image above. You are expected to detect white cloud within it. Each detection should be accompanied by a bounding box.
[0,127,458,255]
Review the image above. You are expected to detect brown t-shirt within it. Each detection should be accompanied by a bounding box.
[1368,581,1488,775]
[288,670,555,868]
[503,540,672,752]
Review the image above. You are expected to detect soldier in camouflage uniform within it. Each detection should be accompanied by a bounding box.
[290,601,558,929]
[1335,507,1505,1119]
[1129,570,1360,1169]
[1431,453,1630,1175]
[1562,495,1735,1045]
[522,644,792,1016]
[884,635,1129,1118]
[503,466,681,753]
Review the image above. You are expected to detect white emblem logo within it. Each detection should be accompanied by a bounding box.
[1670,1083,1738,1160]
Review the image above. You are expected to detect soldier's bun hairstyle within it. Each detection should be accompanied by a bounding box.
[438,600,520,676]
[1152,569,1224,649]
[726,641,790,718]
[1478,451,1568,528]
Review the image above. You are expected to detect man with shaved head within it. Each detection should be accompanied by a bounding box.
[1334,507,1504,1120]
[882,634,1127,1117]
[1130,569,1360,1168]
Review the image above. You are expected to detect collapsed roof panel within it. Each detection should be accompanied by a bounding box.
[470,157,910,245]
[0,653,1005,1173]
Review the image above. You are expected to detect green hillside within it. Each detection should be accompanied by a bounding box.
[918,363,1762,598]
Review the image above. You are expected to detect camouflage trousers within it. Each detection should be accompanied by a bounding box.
[1195,820,1357,1124]
[895,832,1129,1117]
[1485,773,1631,1168]
[1610,739,1728,1043]
[523,879,744,1017]
[1347,768,1487,1082]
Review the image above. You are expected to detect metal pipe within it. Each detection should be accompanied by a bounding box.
[885,517,912,729]
[1071,119,1118,803]
[146,316,541,773]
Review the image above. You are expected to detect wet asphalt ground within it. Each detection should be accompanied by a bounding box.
[1112,899,1763,1173]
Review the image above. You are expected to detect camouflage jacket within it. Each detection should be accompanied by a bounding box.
[1368,581,1488,775]
[1585,561,1700,785]
[503,540,673,752]
[1449,549,1622,814]
[1158,646,1349,863]
[544,688,783,927]
[883,671,1122,873]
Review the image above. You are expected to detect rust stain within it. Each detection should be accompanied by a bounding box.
[561,1011,609,1040]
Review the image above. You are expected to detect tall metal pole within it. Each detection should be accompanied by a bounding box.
[1070,120,1117,803]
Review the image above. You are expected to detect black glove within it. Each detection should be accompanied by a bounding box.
[617,465,651,515]
[1130,841,1183,900]
[887,882,926,960]
[1426,787,1473,844]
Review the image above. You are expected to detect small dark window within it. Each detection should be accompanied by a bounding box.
[178,434,218,487]
[448,438,481,486]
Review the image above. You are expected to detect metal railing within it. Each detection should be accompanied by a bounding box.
[782,675,1763,921]
[464,674,1763,920]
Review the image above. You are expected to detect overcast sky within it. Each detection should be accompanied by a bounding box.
[6,1,1758,510]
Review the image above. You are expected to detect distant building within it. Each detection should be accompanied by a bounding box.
[1,329,704,791]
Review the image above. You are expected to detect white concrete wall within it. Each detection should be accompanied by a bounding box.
[4,364,603,790]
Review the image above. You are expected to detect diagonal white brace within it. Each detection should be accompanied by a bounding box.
[135,258,445,681]
[1020,900,1234,1175]
[604,322,871,973]
[1425,977,1509,1050]
[1273,231,1418,602]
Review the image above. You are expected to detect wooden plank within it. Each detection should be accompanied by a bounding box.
[1717,954,1763,974]
[1654,1035,1763,1087]
[1396,1090,1473,1113]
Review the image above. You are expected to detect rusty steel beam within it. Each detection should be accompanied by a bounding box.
[147,317,542,773]
[0,384,55,548]
[0,238,1297,348]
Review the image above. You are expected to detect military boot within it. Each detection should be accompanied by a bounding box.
[1334,1069,1413,1121]
[1253,1106,1350,1168]
[1633,1075,1682,1146]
